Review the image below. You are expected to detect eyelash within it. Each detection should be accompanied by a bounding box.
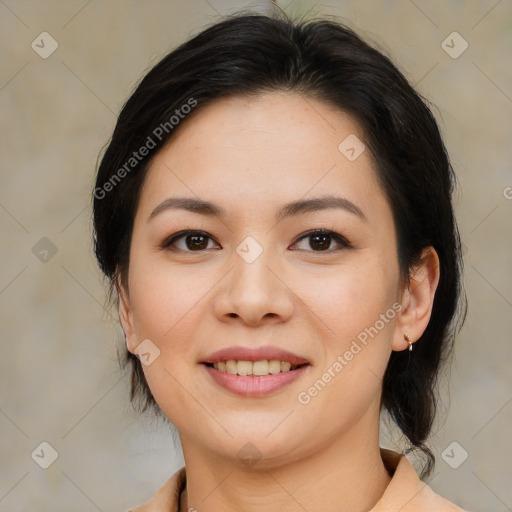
[159,229,352,254]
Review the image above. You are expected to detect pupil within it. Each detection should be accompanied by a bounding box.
[187,235,208,250]
[311,234,330,251]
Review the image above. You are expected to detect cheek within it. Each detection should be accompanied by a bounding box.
[294,255,398,348]
[293,257,397,413]
[126,254,220,412]
[128,254,214,341]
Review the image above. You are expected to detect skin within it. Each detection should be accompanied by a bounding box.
[118,91,440,512]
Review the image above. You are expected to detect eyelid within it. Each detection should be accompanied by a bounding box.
[160,228,352,254]
[159,229,220,251]
[290,228,352,251]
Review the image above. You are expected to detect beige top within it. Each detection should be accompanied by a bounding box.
[128,448,468,512]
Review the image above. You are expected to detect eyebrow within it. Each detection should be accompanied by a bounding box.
[148,195,367,223]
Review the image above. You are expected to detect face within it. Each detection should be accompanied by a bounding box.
[119,92,410,467]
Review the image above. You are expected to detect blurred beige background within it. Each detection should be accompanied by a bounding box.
[0,0,511,510]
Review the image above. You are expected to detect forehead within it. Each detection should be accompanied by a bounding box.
[137,92,386,223]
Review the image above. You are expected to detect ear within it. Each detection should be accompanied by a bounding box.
[117,274,138,354]
[392,247,440,351]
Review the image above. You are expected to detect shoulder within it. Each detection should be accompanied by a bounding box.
[126,466,186,512]
[400,482,469,512]
[372,449,469,512]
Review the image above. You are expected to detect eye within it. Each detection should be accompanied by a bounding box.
[291,229,352,252]
[160,228,351,254]
[160,230,220,252]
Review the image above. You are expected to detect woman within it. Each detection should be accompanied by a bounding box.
[93,12,468,512]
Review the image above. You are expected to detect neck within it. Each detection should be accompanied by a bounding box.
[178,410,392,512]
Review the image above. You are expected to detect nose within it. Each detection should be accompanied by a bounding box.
[212,242,294,327]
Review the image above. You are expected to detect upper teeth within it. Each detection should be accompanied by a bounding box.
[213,360,299,376]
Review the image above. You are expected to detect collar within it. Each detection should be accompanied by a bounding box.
[129,448,465,512]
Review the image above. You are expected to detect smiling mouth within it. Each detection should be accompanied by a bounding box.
[203,360,309,377]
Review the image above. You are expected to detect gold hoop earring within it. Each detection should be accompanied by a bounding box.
[404,333,413,351]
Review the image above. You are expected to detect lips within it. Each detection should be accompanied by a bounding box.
[200,345,311,397]
[200,345,310,366]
